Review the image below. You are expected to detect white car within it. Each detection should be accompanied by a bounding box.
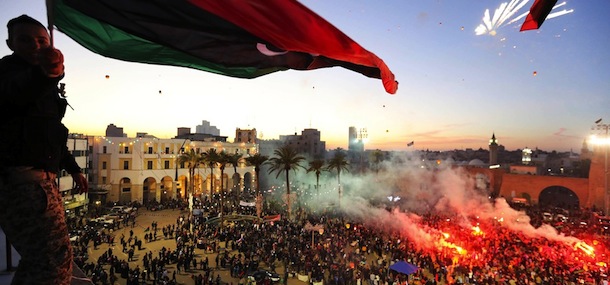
[102,213,123,222]
[91,217,116,228]
[111,206,134,214]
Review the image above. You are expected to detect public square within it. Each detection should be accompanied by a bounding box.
[81,207,318,285]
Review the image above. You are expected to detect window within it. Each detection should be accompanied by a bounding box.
[102,161,107,169]
[148,147,153,154]
[103,146,107,154]
[124,146,129,154]
[102,177,107,184]
[165,147,170,154]
[164,160,170,169]
[147,161,153,169]
[123,161,129,170]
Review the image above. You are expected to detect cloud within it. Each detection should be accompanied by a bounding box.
[552,127,582,140]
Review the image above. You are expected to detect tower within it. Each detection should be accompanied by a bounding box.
[522,147,532,165]
[489,133,498,165]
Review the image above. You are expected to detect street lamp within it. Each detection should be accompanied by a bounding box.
[311,228,324,248]
[591,119,609,216]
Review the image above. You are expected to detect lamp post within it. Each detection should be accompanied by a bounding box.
[592,119,609,216]
[311,228,324,248]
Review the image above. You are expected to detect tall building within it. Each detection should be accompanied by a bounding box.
[195,120,220,135]
[489,133,498,165]
[62,134,90,217]
[279,128,326,159]
[177,127,191,137]
[522,147,532,165]
[580,139,592,160]
[348,126,366,152]
[105,123,125,137]
[235,128,257,143]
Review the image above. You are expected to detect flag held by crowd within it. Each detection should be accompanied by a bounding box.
[47,0,398,94]
[263,214,281,222]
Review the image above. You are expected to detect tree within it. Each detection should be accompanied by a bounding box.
[176,149,202,200]
[217,151,232,225]
[202,148,220,200]
[227,152,243,200]
[327,148,349,205]
[307,159,325,196]
[371,149,385,174]
[266,145,305,220]
[245,153,269,217]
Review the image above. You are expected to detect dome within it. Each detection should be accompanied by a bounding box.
[468,159,486,166]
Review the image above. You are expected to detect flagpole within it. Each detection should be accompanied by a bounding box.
[46,0,55,47]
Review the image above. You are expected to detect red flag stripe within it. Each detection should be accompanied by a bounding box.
[188,0,397,94]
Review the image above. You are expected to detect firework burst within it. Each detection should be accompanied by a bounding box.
[475,0,574,36]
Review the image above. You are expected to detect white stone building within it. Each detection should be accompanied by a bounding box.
[88,136,258,204]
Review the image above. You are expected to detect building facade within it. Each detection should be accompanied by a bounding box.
[279,128,326,159]
[62,134,90,217]
[348,126,365,153]
[87,136,258,204]
[195,120,220,136]
[489,133,498,165]
[235,128,257,144]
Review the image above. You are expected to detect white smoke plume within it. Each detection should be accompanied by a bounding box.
[286,151,582,248]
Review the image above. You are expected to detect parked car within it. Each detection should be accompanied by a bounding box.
[110,206,134,214]
[248,270,281,283]
[90,216,117,229]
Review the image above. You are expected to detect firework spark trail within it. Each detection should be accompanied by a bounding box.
[476,0,574,36]
[476,0,531,36]
[497,0,531,28]
[547,7,575,20]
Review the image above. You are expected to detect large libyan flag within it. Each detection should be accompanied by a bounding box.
[48,0,398,94]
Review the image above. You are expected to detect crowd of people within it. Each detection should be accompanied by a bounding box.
[64,195,610,285]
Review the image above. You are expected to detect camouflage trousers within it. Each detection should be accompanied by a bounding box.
[0,167,73,285]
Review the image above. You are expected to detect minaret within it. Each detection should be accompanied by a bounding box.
[580,139,591,160]
[489,133,498,165]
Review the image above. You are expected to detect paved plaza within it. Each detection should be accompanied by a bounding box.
[85,208,304,285]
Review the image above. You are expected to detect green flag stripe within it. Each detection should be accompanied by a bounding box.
[53,0,283,78]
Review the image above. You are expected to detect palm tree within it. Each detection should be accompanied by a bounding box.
[371,149,384,174]
[327,148,349,206]
[227,152,243,201]
[266,145,305,220]
[245,153,269,218]
[307,159,325,196]
[201,148,220,200]
[217,151,232,225]
[176,149,202,200]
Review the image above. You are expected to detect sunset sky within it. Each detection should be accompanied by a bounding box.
[1,1,608,152]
